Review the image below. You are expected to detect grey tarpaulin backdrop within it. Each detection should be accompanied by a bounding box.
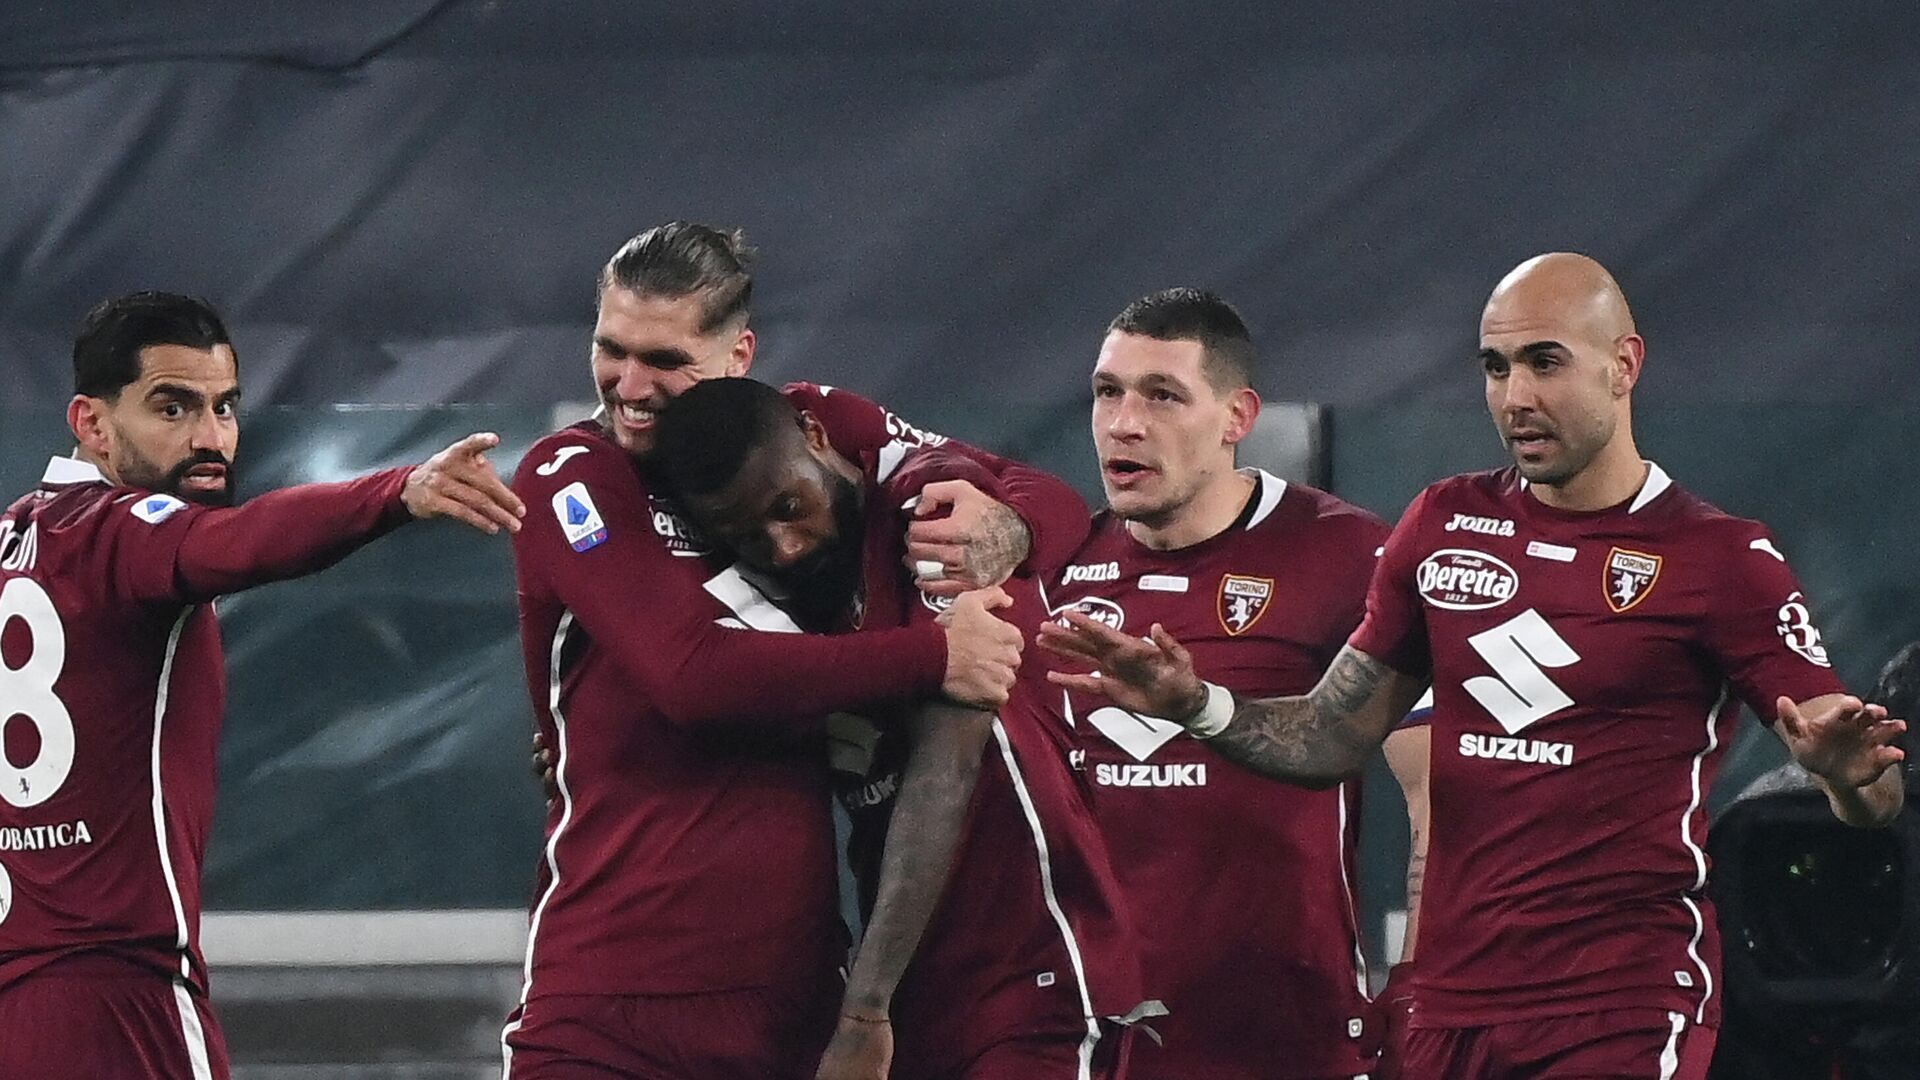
[4,0,1919,943]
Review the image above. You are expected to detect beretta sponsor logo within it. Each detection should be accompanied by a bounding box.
[1416,548,1519,611]
[1051,596,1125,631]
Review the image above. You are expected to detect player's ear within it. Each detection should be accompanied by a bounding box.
[798,409,832,454]
[726,327,755,377]
[1612,334,1645,397]
[67,395,113,459]
[1221,387,1262,448]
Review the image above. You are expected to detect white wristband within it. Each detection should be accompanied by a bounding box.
[1186,681,1235,739]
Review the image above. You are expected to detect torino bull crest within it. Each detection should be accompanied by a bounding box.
[1605,547,1662,613]
[1218,574,1274,636]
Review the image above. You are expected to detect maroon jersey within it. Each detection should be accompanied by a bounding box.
[1349,463,1847,1028]
[819,431,1146,1078]
[1050,471,1387,1079]
[0,457,412,995]
[505,384,1089,1009]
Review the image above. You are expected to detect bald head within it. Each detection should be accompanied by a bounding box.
[1477,253,1648,504]
[1481,252,1636,347]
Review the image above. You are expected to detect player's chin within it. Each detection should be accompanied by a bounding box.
[1102,486,1163,520]
[612,427,658,459]
[1509,450,1568,485]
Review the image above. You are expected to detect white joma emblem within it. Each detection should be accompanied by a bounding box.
[537,446,589,476]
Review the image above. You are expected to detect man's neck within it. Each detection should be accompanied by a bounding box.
[74,447,118,485]
[1124,468,1257,551]
[1530,437,1648,512]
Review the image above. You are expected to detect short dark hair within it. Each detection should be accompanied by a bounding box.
[1108,287,1256,392]
[599,222,756,334]
[73,291,232,399]
[654,378,801,497]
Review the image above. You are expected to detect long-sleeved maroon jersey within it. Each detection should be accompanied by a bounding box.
[818,415,1151,1079]
[503,383,1092,1015]
[0,457,413,995]
[1048,470,1389,1079]
[1349,463,1847,1029]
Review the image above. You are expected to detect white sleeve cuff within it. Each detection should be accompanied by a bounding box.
[1187,681,1235,739]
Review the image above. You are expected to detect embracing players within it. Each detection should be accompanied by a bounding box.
[502,224,1085,1079]
[651,377,1151,1080]
[0,291,524,1079]
[1043,253,1904,1080]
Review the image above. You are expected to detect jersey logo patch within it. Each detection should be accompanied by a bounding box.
[1605,547,1662,612]
[1776,591,1832,667]
[1062,561,1120,584]
[1086,706,1185,762]
[551,482,609,552]
[1218,574,1274,636]
[1417,549,1518,611]
[1051,596,1126,632]
[130,494,187,524]
[648,495,708,557]
[535,445,589,476]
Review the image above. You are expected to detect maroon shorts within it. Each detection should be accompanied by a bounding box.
[1404,1008,1717,1080]
[0,956,230,1080]
[907,1022,1135,1080]
[503,979,837,1080]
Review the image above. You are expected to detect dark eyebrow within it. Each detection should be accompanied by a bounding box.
[637,348,695,369]
[1479,341,1568,364]
[1136,372,1194,394]
[147,382,206,408]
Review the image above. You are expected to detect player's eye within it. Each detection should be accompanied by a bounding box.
[161,402,186,419]
[1482,357,1509,377]
[1092,384,1121,399]
[214,401,236,418]
[1151,389,1180,403]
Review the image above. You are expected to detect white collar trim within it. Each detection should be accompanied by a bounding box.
[41,456,105,486]
[1628,461,1672,514]
[1518,459,1671,514]
[1242,468,1288,530]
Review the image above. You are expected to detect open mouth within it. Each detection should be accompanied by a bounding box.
[611,401,657,431]
[1508,430,1555,454]
[1103,458,1156,485]
[181,464,228,489]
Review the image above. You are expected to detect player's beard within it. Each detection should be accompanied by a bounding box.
[779,472,866,630]
[118,442,237,507]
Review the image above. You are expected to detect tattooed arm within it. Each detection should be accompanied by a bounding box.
[818,701,991,1080]
[1382,723,1431,962]
[1039,613,1426,784]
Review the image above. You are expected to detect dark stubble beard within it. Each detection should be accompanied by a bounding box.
[780,472,867,631]
[117,437,237,507]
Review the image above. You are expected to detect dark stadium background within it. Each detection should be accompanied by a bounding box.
[4,2,1918,1075]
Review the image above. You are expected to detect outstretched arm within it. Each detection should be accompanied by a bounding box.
[1040,611,1425,784]
[1775,694,1905,827]
[818,701,992,1080]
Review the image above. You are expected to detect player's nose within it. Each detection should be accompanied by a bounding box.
[767,525,812,568]
[612,360,658,404]
[1104,393,1148,440]
[1500,366,1543,411]
[189,410,229,451]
